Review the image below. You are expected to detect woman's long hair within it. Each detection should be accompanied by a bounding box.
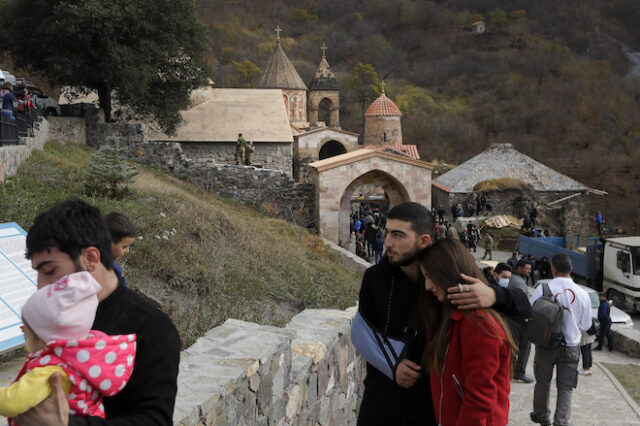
[418,238,516,373]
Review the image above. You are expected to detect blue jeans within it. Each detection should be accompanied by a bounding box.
[2,110,15,120]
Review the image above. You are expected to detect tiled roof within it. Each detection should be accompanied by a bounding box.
[257,42,307,90]
[434,143,591,193]
[365,92,402,117]
[362,144,420,160]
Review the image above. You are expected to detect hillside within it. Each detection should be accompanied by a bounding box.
[198,0,640,233]
[0,142,363,348]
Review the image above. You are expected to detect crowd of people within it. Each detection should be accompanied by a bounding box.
[0,195,614,425]
[351,201,600,426]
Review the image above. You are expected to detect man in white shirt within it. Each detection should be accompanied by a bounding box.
[529,253,591,426]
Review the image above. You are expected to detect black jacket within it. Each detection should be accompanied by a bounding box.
[70,278,181,425]
[357,255,436,423]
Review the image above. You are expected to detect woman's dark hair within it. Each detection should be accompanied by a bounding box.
[26,199,114,269]
[104,212,137,243]
[418,238,515,372]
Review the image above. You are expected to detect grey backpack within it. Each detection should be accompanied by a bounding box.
[528,283,564,348]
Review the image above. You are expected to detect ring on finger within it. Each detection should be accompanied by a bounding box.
[466,285,470,292]
[458,283,463,293]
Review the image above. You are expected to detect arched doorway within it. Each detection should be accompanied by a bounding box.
[318,98,331,125]
[338,170,411,247]
[319,140,347,160]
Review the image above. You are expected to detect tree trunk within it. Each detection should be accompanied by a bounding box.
[98,85,112,122]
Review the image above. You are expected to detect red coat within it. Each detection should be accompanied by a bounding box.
[430,310,511,426]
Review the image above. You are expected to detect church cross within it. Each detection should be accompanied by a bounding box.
[275,26,282,41]
[320,43,328,58]
[381,80,385,94]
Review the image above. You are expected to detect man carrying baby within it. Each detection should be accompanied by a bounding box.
[18,198,180,425]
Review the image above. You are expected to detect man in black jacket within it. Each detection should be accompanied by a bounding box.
[17,199,180,426]
[354,202,532,426]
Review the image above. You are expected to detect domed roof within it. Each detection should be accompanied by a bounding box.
[365,91,402,117]
[257,27,307,90]
[309,44,339,91]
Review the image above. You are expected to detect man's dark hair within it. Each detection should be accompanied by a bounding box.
[516,259,529,269]
[494,263,512,275]
[26,199,113,269]
[386,202,433,237]
[551,253,572,274]
[104,212,137,243]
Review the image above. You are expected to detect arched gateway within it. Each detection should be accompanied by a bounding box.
[308,149,433,247]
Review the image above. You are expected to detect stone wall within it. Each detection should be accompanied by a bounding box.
[0,117,49,182]
[117,139,315,229]
[439,188,592,236]
[363,116,401,146]
[180,142,293,178]
[48,117,87,145]
[173,307,366,426]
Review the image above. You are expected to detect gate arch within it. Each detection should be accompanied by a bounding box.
[308,149,433,248]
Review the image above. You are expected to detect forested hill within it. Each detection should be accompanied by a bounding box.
[197,0,640,232]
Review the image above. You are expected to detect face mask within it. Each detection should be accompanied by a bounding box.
[498,278,510,288]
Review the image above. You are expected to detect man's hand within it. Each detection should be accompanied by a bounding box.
[395,359,422,388]
[14,372,69,426]
[447,273,497,310]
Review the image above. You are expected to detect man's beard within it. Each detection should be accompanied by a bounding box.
[387,244,421,267]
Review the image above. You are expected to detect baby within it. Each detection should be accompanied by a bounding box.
[0,272,136,423]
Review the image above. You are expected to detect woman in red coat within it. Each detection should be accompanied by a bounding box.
[418,238,515,425]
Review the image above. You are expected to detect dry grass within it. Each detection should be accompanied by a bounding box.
[0,142,364,348]
[600,363,640,405]
[473,178,528,192]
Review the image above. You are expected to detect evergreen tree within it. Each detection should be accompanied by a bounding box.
[0,0,210,134]
[84,139,139,199]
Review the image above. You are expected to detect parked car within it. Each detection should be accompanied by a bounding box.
[25,84,61,117]
[579,283,633,327]
[535,279,633,326]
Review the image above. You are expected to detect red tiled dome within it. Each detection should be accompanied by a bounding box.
[365,92,402,117]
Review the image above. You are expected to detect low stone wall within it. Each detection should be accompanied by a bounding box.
[184,162,315,229]
[48,116,87,145]
[181,142,293,179]
[120,139,316,229]
[173,307,365,426]
[0,118,49,182]
[612,325,640,358]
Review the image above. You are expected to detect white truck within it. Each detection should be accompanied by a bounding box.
[602,237,640,312]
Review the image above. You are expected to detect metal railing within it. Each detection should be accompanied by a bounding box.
[0,115,18,145]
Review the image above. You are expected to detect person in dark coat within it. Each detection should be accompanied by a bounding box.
[365,223,378,258]
[595,292,613,351]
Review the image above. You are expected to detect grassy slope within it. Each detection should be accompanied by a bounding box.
[0,142,363,348]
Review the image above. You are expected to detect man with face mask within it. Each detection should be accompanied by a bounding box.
[352,202,532,426]
[493,263,512,288]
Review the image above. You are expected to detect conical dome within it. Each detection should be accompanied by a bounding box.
[365,91,402,117]
[257,34,307,90]
[310,47,339,90]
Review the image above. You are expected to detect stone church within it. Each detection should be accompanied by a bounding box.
[149,27,420,183]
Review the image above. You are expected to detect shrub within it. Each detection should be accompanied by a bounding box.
[84,139,139,199]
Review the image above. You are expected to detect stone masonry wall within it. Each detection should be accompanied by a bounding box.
[180,142,293,179]
[0,117,49,182]
[173,307,366,426]
[118,139,316,229]
[48,117,87,145]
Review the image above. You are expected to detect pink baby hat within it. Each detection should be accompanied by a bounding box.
[22,272,101,343]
